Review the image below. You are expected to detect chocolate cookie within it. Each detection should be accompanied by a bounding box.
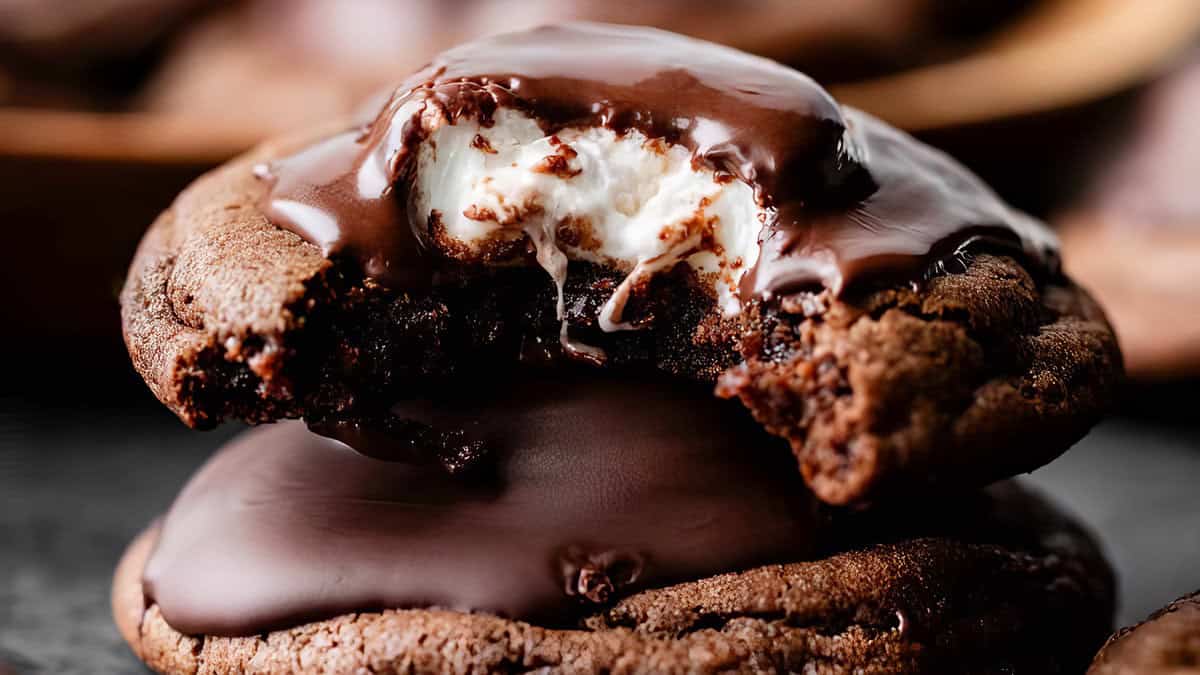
[120,24,1121,505]
[1089,590,1200,675]
[114,470,1113,675]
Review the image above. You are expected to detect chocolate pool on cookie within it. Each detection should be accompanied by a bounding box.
[143,376,824,635]
[115,421,1114,674]
[115,22,1122,675]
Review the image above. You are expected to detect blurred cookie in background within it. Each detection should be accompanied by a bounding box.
[1089,589,1200,674]
[138,0,1040,135]
[0,0,215,109]
[1058,53,1200,379]
[837,0,1200,216]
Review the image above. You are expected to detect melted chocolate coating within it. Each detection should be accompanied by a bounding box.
[143,374,822,636]
[743,109,1059,297]
[258,22,1057,302]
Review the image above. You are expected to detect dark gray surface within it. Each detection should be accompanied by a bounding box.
[0,399,237,675]
[1026,417,1200,624]
[1,398,1198,674]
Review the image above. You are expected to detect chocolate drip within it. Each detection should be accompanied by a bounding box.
[258,22,1057,305]
[143,374,822,636]
[254,125,430,287]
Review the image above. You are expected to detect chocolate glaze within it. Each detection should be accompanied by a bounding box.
[143,374,822,636]
[258,22,1056,307]
[745,107,1060,297]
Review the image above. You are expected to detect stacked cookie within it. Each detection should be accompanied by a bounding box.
[114,24,1123,674]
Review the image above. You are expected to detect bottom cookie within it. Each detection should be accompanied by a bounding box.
[115,482,1114,674]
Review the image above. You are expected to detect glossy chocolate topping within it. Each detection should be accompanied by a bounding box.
[258,22,1056,303]
[143,374,822,636]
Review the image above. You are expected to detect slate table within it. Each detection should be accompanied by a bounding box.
[2,388,1198,674]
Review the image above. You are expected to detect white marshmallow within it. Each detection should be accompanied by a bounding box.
[410,108,763,331]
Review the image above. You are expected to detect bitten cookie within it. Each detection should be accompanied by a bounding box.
[120,24,1122,505]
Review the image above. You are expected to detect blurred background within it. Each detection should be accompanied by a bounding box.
[1,1,1199,672]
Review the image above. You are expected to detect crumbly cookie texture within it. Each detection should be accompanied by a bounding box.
[120,131,1121,505]
[114,484,1114,675]
[1088,590,1200,675]
[720,253,1121,503]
